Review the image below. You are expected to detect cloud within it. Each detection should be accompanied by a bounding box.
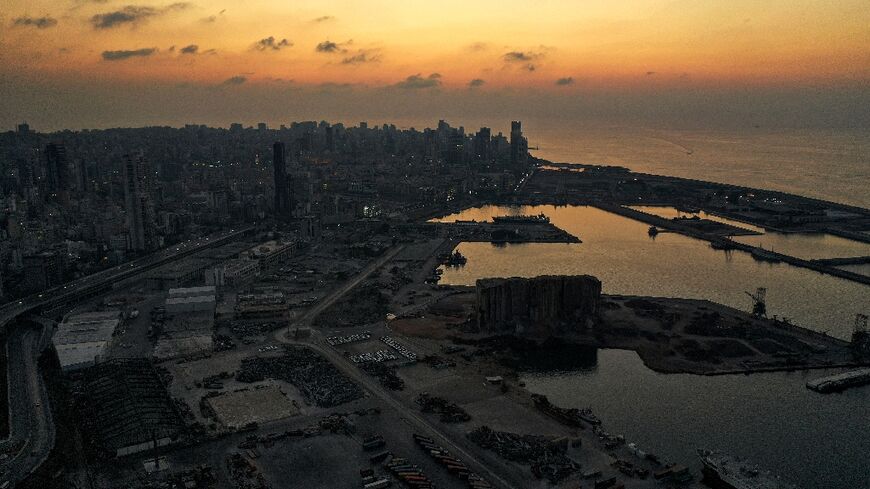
[315,41,344,53]
[503,51,536,62]
[503,50,543,72]
[201,9,225,23]
[223,76,247,85]
[555,77,574,86]
[12,15,58,29]
[395,73,441,89]
[254,36,292,51]
[468,78,485,88]
[180,44,198,54]
[90,3,190,29]
[341,50,380,65]
[313,16,334,23]
[102,48,157,61]
[467,42,488,52]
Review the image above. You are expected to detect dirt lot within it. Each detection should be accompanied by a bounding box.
[207,384,299,428]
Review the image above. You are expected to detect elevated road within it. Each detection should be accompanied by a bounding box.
[0,324,54,486]
[0,226,255,332]
[0,226,255,486]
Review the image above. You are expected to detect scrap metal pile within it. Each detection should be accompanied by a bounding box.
[467,425,578,483]
[360,361,405,390]
[225,453,271,489]
[235,346,362,407]
[415,393,471,423]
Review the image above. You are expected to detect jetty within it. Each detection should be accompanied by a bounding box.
[806,368,870,393]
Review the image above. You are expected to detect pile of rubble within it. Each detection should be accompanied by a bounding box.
[231,321,281,339]
[467,425,578,483]
[415,393,470,423]
[319,413,356,434]
[213,333,237,352]
[422,355,456,370]
[126,464,218,489]
[327,332,372,346]
[235,346,362,407]
[382,335,417,361]
[360,362,405,390]
[225,453,271,489]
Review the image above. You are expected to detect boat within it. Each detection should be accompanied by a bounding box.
[531,394,601,426]
[806,367,870,393]
[697,449,797,489]
[648,226,659,236]
[492,213,550,224]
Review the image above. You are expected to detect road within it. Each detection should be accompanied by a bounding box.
[274,244,519,489]
[0,226,255,334]
[286,333,519,489]
[0,324,54,486]
[288,244,406,329]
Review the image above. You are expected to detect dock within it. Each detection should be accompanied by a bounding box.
[806,368,870,393]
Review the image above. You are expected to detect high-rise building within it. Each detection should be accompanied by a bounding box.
[23,251,63,292]
[475,127,492,161]
[273,141,291,217]
[45,143,69,196]
[124,152,154,251]
[510,121,528,166]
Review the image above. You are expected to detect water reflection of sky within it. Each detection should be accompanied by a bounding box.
[435,205,870,339]
[629,205,870,260]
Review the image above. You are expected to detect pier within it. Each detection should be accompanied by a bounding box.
[806,368,870,393]
[597,203,870,286]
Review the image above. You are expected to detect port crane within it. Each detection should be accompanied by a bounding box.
[745,287,767,318]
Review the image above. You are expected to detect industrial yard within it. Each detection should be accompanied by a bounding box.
[3,163,868,489]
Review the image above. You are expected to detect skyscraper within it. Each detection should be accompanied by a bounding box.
[273,141,291,217]
[475,127,492,161]
[124,152,153,251]
[509,121,528,166]
[45,143,69,196]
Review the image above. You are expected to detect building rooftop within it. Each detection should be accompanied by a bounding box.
[168,285,217,298]
[55,311,121,345]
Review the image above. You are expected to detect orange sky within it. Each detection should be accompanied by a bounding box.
[3,0,869,88]
[2,1,869,129]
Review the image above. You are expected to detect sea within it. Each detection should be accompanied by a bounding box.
[431,196,868,486]
[524,125,870,209]
[413,123,870,487]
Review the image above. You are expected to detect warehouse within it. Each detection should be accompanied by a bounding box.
[53,310,122,372]
[166,286,217,314]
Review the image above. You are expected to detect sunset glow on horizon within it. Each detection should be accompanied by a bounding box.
[2,0,869,129]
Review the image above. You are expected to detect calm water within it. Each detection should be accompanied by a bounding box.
[629,205,870,260]
[435,205,870,339]
[525,125,870,209]
[522,349,870,489]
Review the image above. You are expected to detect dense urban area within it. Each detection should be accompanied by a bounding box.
[1,119,868,489]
